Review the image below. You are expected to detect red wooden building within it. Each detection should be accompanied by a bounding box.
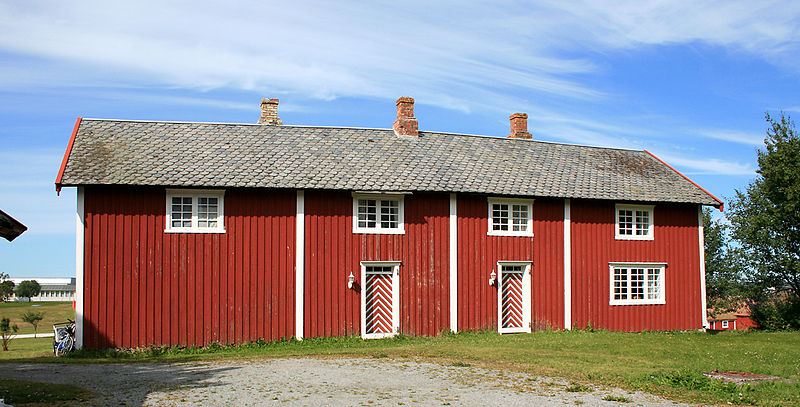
[56,97,723,349]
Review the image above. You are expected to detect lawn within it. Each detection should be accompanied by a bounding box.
[0,301,75,336]
[1,329,798,406]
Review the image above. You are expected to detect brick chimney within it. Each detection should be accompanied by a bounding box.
[508,113,532,139]
[393,97,418,137]
[258,98,283,125]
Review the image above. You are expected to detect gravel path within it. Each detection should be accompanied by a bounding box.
[1,358,690,406]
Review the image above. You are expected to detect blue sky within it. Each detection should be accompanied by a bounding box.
[1,1,799,278]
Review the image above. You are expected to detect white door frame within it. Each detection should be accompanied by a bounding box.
[497,261,532,334]
[360,261,401,339]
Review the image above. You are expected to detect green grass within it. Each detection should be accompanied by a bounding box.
[0,337,55,359]
[0,301,75,335]
[1,329,798,406]
[0,377,93,404]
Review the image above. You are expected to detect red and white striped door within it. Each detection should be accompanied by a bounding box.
[498,263,531,333]
[501,268,524,329]
[362,264,398,338]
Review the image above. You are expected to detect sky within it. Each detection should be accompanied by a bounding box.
[1,0,799,278]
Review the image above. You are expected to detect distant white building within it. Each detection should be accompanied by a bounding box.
[8,278,76,302]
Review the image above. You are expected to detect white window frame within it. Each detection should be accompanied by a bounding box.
[165,189,226,233]
[487,198,534,237]
[615,204,654,241]
[360,261,401,339]
[609,262,666,305]
[497,261,532,334]
[352,193,405,234]
[721,320,729,329]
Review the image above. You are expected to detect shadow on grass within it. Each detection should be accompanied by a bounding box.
[0,362,239,406]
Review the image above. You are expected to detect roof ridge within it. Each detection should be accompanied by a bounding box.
[79,118,644,153]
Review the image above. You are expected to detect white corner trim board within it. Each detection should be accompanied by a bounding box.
[295,190,305,340]
[563,199,571,330]
[449,193,458,333]
[698,206,708,329]
[75,187,85,349]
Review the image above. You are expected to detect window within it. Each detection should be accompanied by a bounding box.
[609,263,665,305]
[488,198,534,237]
[615,204,654,240]
[352,194,405,234]
[165,189,225,233]
[721,320,729,328]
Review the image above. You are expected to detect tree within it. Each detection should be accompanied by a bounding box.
[21,311,45,338]
[0,317,18,351]
[728,112,800,328]
[14,280,40,302]
[703,208,743,313]
[0,273,14,302]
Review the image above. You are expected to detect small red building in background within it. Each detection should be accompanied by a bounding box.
[708,304,758,331]
[56,97,723,349]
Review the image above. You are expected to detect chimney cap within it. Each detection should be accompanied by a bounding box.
[261,98,279,105]
[509,112,528,120]
[396,96,415,105]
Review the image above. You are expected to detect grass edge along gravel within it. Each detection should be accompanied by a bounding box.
[4,329,800,406]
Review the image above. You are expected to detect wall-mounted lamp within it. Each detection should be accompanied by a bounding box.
[489,270,496,286]
[347,271,355,289]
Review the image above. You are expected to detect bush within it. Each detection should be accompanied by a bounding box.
[751,295,800,330]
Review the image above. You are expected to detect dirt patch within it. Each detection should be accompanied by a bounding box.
[703,370,790,385]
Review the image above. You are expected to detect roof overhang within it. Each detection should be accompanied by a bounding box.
[0,209,28,242]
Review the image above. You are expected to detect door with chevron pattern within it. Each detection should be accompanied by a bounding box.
[498,262,532,334]
[361,263,400,339]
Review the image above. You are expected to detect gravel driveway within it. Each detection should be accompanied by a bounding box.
[2,358,689,406]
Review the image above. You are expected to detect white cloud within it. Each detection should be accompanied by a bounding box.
[2,0,797,114]
[651,152,756,176]
[694,129,765,146]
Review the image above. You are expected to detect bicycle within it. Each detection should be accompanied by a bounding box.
[53,319,75,356]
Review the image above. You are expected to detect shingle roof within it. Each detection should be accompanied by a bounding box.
[57,119,722,207]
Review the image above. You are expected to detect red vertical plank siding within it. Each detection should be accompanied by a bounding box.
[81,186,295,349]
[570,200,703,331]
[304,191,450,338]
[457,195,563,332]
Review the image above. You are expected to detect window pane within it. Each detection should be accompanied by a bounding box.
[511,204,528,232]
[635,210,650,235]
[380,200,399,229]
[492,203,509,231]
[358,199,377,228]
[614,268,627,300]
[618,210,633,235]
[630,268,644,299]
[647,268,661,299]
[171,196,193,228]
[197,196,219,228]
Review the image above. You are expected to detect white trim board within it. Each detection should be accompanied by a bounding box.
[698,206,709,329]
[75,187,85,349]
[295,190,305,340]
[449,193,458,333]
[563,199,571,330]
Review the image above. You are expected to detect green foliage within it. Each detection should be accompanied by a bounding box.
[703,208,743,312]
[565,383,591,392]
[21,310,45,337]
[0,377,92,404]
[751,295,800,330]
[14,280,41,301]
[0,317,19,351]
[0,273,13,302]
[728,112,800,327]
[601,395,632,403]
[0,281,13,302]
